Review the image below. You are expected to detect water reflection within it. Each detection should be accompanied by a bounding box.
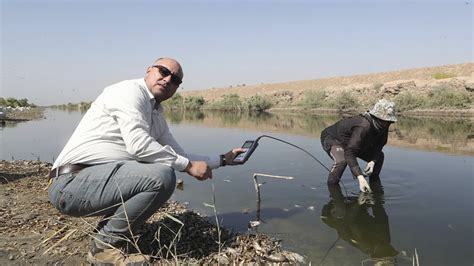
[164,110,473,155]
[321,182,398,264]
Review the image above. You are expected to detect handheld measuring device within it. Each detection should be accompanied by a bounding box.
[233,140,259,164]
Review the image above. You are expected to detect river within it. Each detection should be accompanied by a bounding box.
[1,108,472,265]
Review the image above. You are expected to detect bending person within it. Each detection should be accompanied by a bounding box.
[320,99,397,192]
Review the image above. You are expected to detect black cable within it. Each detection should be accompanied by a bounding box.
[318,237,340,266]
[254,134,349,197]
[256,135,331,172]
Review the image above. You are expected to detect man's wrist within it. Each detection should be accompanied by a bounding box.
[220,154,226,166]
[184,161,192,172]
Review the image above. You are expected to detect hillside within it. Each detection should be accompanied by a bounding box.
[183,63,474,116]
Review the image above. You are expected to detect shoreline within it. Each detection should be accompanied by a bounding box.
[267,107,474,119]
[0,160,305,264]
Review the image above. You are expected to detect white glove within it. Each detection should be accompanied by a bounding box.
[363,161,375,176]
[357,175,372,193]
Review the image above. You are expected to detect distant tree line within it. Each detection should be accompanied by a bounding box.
[0,97,37,108]
[162,93,273,113]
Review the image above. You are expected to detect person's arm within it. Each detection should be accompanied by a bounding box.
[156,124,220,168]
[345,126,372,192]
[344,126,365,177]
[157,120,245,169]
[362,129,388,176]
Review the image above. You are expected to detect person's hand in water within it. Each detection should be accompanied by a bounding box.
[357,175,372,193]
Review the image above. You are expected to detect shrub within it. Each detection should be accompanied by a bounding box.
[184,96,205,110]
[425,88,471,109]
[206,94,243,112]
[163,93,184,110]
[301,89,326,108]
[394,92,424,111]
[245,95,272,112]
[331,91,357,111]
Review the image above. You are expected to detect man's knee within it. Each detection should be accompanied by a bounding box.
[159,166,176,195]
[147,164,176,195]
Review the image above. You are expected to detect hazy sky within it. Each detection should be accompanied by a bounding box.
[1,0,472,105]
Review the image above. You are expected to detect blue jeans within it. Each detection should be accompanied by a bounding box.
[48,161,176,246]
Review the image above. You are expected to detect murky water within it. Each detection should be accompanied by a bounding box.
[1,108,472,265]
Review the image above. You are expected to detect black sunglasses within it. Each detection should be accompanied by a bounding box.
[152,65,182,85]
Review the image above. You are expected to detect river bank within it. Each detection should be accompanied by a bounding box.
[0,160,304,264]
[0,107,44,123]
[182,63,473,116]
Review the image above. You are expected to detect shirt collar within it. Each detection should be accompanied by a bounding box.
[139,78,163,113]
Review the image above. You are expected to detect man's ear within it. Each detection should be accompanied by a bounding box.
[146,66,153,73]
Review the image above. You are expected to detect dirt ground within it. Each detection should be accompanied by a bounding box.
[0,160,304,265]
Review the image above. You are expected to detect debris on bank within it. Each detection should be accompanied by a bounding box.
[0,160,305,264]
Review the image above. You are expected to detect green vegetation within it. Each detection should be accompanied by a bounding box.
[332,91,357,112]
[206,94,272,113]
[245,95,272,112]
[206,94,243,112]
[151,93,273,113]
[393,92,423,111]
[426,88,471,108]
[395,87,472,111]
[0,97,36,108]
[162,93,206,111]
[162,93,184,109]
[432,72,455,79]
[299,89,357,112]
[301,90,326,108]
[184,96,205,110]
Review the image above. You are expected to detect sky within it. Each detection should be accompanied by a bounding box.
[1,0,472,106]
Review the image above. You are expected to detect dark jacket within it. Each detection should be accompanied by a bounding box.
[321,113,388,177]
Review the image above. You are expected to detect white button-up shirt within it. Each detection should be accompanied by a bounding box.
[53,78,220,171]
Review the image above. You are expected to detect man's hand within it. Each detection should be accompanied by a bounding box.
[363,161,375,176]
[357,175,372,193]
[222,148,247,166]
[185,161,212,181]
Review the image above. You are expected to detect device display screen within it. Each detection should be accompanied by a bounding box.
[242,141,253,148]
[233,140,256,162]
